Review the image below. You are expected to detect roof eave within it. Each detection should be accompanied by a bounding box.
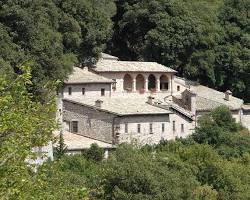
[64,81,114,84]
[92,70,177,73]
[63,99,171,116]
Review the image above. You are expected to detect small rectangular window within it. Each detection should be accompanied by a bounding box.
[149,123,153,134]
[101,88,105,96]
[181,124,184,133]
[125,123,128,133]
[112,79,116,90]
[162,123,165,133]
[137,124,141,133]
[177,85,180,91]
[82,88,85,95]
[173,121,176,132]
[68,87,72,95]
[71,121,78,133]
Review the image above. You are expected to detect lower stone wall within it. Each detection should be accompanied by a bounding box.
[242,111,250,130]
[63,100,116,143]
[118,115,171,146]
[170,111,195,138]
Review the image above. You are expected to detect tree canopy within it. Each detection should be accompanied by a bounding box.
[0,64,56,199]
[108,0,250,102]
[0,0,116,95]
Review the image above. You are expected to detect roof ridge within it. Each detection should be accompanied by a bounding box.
[197,95,224,105]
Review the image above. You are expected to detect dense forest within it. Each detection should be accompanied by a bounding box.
[0,0,250,199]
[0,0,249,101]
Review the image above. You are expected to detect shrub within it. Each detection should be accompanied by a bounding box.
[85,143,104,162]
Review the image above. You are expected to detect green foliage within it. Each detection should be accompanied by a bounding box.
[0,63,56,199]
[100,144,199,200]
[85,143,104,162]
[0,0,116,96]
[30,155,100,199]
[54,131,67,159]
[193,106,250,158]
[109,0,249,102]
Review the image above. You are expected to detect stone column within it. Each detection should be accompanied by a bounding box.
[168,74,172,93]
[132,76,136,92]
[144,76,148,92]
[156,76,160,92]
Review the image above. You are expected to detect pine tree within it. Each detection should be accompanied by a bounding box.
[54,131,67,159]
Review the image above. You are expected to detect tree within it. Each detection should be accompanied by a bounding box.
[108,0,249,102]
[192,106,250,158]
[0,0,116,97]
[85,143,104,162]
[214,0,250,102]
[0,63,56,199]
[99,144,199,200]
[54,131,67,159]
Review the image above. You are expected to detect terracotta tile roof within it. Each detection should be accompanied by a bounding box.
[65,67,114,84]
[93,60,176,73]
[63,97,172,116]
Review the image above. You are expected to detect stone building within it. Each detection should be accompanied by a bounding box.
[57,53,250,151]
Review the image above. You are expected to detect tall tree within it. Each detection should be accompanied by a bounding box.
[214,0,250,102]
[0,0,115,96]
[0,63,56,199]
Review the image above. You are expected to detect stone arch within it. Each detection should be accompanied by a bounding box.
[136,74,145,91]
[148,74,156,90]
[160,75,169,91]
[123,74,133,91]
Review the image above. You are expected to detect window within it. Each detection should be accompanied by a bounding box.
[112,79,116,90]
[68,87,72,95]
[71,121,78,133]
[181,124,184,133]
[82,88,85,95]
[125,123,128,133]
[177,85,180,91]
[137,124,141,133]
[173,121,176,131]
[149,123,153,134]
[101,88,105,96]
[162,123,165,133]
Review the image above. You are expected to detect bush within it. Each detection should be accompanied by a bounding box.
[85,143,104,162]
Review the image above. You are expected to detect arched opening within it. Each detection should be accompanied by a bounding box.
[160,75,169,91]
[136,74,145,91]
[148,74,156,91]
[123,74,133,91]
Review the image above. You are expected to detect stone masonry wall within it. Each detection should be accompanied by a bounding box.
[118,115,171,146]
[63,100,116,143]
[242,111,250,130]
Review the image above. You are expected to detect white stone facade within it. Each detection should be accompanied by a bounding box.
[95,71,173,97]
[63,83,111,99]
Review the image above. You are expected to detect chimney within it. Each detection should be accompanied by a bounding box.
[95,100,103,108]
[182,89,196,114]
[147,96,155,105]
[189,90,197,114]
[225,90,232,101]
[83,66,88,71]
